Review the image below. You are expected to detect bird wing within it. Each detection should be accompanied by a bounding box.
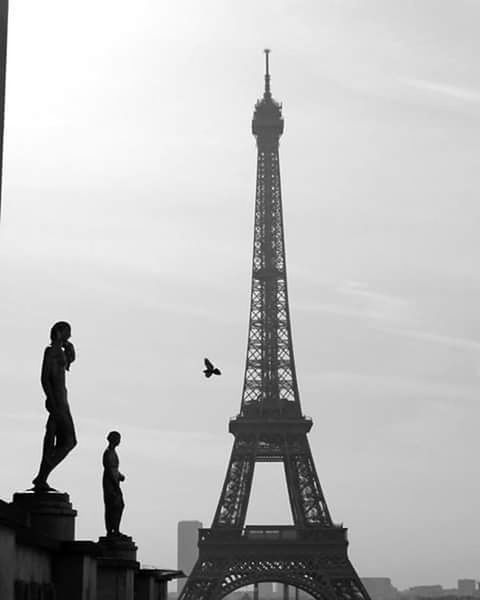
[204,358,214,370]
[213,368,221,376]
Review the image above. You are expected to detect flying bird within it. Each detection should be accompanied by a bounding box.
[204,358,221,378]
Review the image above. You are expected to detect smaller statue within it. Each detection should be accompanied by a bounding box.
[103,431,126,537]
[32,321,77,491]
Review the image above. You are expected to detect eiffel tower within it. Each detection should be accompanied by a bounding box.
[179,51,372,600]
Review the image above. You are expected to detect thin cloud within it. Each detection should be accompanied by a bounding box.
[307,370,478,402]
[298,280,412,324]
[384,326,480,353]
[402,78,480,103]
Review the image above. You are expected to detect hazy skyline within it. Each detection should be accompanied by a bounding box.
[1,0,480,589]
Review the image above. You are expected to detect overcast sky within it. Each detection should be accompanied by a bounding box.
[1,0,480,590]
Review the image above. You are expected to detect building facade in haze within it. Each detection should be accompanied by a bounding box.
[362,578,399,600]
[177,520,203,593]
[258,583,274,598]
[457,581,477,597]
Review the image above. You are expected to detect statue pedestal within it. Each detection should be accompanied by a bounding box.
[54,541,98,600]
[12,491,77,541]
[97,535,139,600]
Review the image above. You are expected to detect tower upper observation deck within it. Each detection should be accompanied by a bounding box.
[252,49,284,140]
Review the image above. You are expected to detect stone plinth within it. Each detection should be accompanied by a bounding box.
[97,535,137,562]
[97,535,139,600]
[135,569,184,600]
[12,492,76,542]
[0,522,16,600]
[54,541,98,600]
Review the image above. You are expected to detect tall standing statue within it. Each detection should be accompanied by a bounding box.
[102,431,125,536]
[32,321,77,492]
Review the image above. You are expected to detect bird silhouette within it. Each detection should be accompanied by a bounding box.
[204,358,221,378]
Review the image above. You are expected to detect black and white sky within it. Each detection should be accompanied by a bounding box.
[1,0,480,589]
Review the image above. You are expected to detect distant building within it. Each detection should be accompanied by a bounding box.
[362,578,400,600]
[458,581,476,597]
[223,592,251,600]
[441,596,477,600]
[399,581,480,600]
[408,586,444,598]
[177,520,203,593]
[258,583,274,598]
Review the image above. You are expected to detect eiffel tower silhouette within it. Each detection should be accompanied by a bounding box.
[179,51,372,600]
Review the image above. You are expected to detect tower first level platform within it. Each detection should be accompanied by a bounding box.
[186,526,369,600]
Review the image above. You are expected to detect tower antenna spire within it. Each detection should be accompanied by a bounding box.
[264,48,271,98]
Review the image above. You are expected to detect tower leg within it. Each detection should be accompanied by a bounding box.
[212,437,256,529]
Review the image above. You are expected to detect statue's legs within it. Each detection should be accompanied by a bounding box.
[104,494,125,535]
[112,499,124,533]
[33,414,57,487]
[33,409,77,488]
[51,408,77,467]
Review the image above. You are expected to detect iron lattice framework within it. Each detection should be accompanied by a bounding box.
[179,51,372,600]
